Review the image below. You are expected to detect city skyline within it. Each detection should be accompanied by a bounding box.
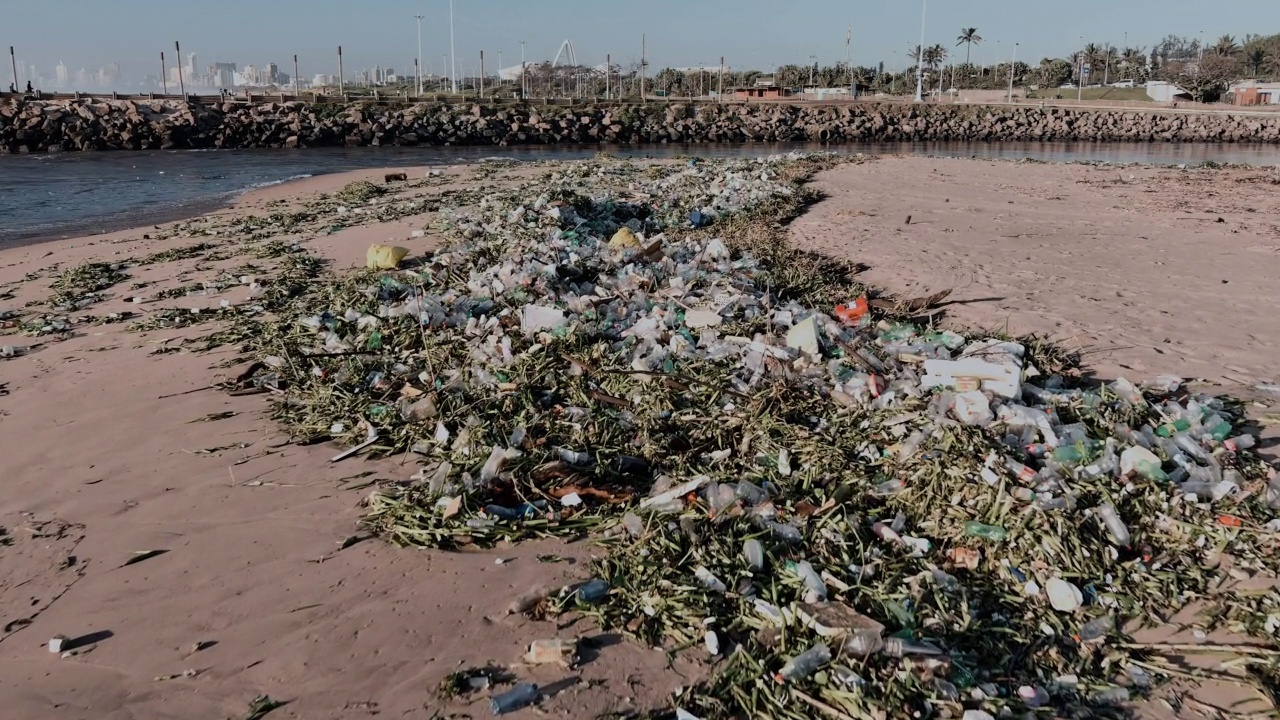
[7,0,1277,91]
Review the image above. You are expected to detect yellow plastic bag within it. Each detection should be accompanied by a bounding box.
[366,245,409,269]
[608,227,640,249]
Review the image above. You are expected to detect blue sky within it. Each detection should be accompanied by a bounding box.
[9,0,1277,79]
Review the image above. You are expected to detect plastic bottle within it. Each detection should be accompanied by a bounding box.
[872,478,906,497]
[842,627,885,657]
[1201,416,1233,442]
[1095,504,1130,547]
[695,566,728,593]
[898,427,931,460]
[1264,477,1280,511]
[557,448,593,466]
[882,637,944,657]
[774,643,831,683]
[743,539,765,572]
[1155,418,1191,438]
[871,521,902,545]
[735,481,768,505]
[1024,443,1053,459]
[963,521,1008,542]
[1075,615,1114,643]
[1005,457,1038,483]
[1223,435,1256,452]
[931,567,960,592]
[1178,482,1215,501]
[490,683,539,715]
[766,521,802,544]
[573,578,609,603]
[1173,433,1211,463]
[787,560,827,602]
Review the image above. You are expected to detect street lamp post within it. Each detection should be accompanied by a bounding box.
[441,53,448,92]
[160,51,168,94]
[415,14,424,95]
[294,54,300,96]
[1077,36,1083,102]
[175,41,185,96]
[449,0,457,93]
[8,46,17,93]
[1007,42,1018,103]
[520,41,526,97]
[338,46,345,95]
[913,0,926,102]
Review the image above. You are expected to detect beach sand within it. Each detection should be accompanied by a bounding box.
[791,156,1280,459]
[0,155,1276,719]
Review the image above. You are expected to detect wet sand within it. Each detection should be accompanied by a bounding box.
[0,156,1277,719]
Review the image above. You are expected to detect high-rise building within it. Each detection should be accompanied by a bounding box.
[55,61,69,86]
[264,62,279,85]
[212,62,237,88]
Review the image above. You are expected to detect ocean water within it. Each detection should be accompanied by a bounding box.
[2,141,1279,246]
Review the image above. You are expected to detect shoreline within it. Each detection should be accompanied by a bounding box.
[1,154,1277,719]
[6,139,1280,249]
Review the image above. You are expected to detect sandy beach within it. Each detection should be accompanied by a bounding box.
[1,155,1278,719]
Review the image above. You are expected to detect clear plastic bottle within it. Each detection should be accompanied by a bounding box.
[774,643,831,683]
[787,560,827,602]
[743,539,765,572]
[872,478,906,497]
[842,628,885,657]
[695,566,728,593]
[767,521,802,544]
[1173,433,1211,463]
[1095,504,1130,547]
[1223,435,1256,452]
[882,637,944,657]
[491,683,539,715]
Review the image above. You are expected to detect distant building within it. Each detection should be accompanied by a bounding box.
[212,62,237,88]
[55,61,69,86]
[734,85,790,99]
[1146,81,1191,102]
[1229,80,1280,106]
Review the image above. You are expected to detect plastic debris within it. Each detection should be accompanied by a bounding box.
[524,638,576,665]
[365,245,409,270]
[490,683,538,715]
[211,154,1277,719]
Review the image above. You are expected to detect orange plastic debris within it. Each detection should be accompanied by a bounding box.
[834,298,869,326]
[1218,514,1244,528]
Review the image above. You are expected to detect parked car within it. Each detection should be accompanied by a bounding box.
[1110,80,1136,88]
[1059,83,1077,89]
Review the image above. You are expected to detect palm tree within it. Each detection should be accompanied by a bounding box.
[1082,42,1101,83]
[1120,47,1146,80]
[956,28,982,82]
[1244,47,1269,77]
[1214,35,1240,57]
[925,44,947,71]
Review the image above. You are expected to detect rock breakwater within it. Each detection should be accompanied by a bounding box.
[4,98,1280,152]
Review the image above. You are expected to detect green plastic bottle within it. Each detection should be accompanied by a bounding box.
[1155,418,1191,438]
[963,521,1008,541]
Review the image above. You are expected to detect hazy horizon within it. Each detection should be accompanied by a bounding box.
[6,0,1277,86]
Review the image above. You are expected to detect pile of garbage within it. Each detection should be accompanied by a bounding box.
[234,154,1279,718]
